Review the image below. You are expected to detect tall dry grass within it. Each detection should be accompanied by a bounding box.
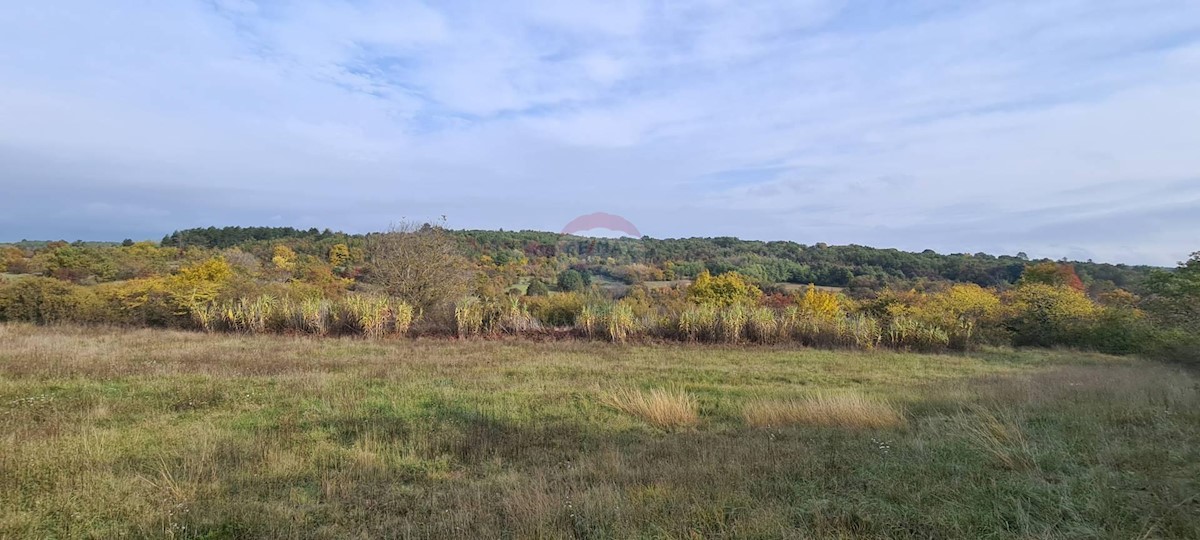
[743,393,906,429]
[599,387,699,429]
[955,406,1036,471]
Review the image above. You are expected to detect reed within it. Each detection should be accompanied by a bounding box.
[678,305,718,342]
[454,298,485,338]
[299,298,331,335]
[719,304,749,343]
[605,303,636,343]
[577,304,602,338]
[746,306,778,344]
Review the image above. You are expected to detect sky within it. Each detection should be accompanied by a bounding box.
[1,1,1198,266]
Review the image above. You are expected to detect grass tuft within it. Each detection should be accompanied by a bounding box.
[743,393,906,429]
[956,406,1037,471]
[599,386,700,429]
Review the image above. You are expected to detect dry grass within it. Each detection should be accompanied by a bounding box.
[743,392,907,429]
[2,324,1199,538]
[956,406,1037,471]
[599,386,700,429]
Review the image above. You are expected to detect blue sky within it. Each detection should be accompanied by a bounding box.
[1,0,1198,265]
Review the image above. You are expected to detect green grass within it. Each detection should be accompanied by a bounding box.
[1,323,1197,538]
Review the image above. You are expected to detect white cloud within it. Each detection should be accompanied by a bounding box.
[0,0,1198,264]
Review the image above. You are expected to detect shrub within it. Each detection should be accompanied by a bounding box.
[106,277,180,327]
[919,284,1001,349]
[1004,283,1096,347]
[795,284,843,320]
[1079,306,1153,355]
[556,269,590,292]
[165,257,233,321]
[686,271,762,307]
[366,223,474,314]
[525,278,550,296]
[1143,328,1200,366]
[524,292,584,327]
[0,277,80,324]
[600,387,699,430]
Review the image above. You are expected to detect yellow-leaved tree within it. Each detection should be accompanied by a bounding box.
[328,243,350,268]
[168,257,233,317]
[795,284,843,320]
[272,245,297,271]
[919,284,1001,348]
[686,271,762,307]
[1004,283,1096,347]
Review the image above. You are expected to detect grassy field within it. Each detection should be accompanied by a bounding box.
[1,324,1197,538]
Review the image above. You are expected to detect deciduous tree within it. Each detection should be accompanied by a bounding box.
[365,222,473,313]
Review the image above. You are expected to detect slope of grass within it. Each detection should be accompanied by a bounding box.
[0,323,1197,538]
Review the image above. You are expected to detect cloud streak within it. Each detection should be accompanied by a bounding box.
[1,0,1198,265]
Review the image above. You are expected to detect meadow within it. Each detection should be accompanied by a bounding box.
[1,324,1197,538]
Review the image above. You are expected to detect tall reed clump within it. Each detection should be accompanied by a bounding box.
[742,393,906,429]
[454,298,484,338]
[242,295,275,334]
[577,304,603,338]
[719,304,749,343]
[785,310,836,347]
[885,316,950,352]
[299,298,332,336]
[837,314,882,349]
[492,297,540,334]
[190,303,218,333]
[207,295,276,333]
[599,386,700,430]
[746,306,778,344]
[678,304,719,342]
[604,303,636,343]
[391,300,415,335]
[329,295,413,337]
[335,295,390,337]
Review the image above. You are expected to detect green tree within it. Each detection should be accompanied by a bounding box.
[557,269,589,292]
[526,277,550,296]
[1144,252,1200,330]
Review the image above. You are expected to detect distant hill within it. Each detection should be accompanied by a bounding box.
[145,226,1157,293]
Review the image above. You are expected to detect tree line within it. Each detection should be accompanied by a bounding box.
[0,225,1195,364]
